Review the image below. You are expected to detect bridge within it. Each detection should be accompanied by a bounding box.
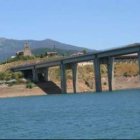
[11,43,140,93]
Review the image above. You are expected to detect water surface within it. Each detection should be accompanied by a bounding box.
[0,89,140,139]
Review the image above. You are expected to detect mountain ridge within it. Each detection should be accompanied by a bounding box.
[0,37,95,62]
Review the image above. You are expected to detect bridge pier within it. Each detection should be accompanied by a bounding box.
[44,67,49,81]
[138,50,140,80]
[107,57,114,91]
[94,57,102,92]
[60,63,67,93]
[32,67,38,82]
[72,63,78,93]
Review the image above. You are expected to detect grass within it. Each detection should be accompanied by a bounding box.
[26,81,36,89]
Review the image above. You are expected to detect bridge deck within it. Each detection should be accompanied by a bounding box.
[12,43,140,71]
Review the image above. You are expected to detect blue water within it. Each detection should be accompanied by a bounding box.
[0,89,140,139]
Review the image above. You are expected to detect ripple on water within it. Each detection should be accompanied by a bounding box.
[0,89,140,139]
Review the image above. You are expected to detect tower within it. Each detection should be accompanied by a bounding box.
[23,41,32,56]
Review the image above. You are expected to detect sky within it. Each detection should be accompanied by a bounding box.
[0,0,140,50]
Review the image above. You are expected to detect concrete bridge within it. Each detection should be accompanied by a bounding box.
[11,43,140,93]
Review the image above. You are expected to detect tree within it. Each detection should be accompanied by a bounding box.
[82,49,87,54]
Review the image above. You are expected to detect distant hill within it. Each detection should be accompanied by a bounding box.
[0,38,95,62]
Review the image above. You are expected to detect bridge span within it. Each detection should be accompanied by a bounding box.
[11,43,140,93]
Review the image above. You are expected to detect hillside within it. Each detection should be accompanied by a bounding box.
[0,38,94,62]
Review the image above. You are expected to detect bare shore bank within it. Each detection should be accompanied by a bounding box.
[0,84,46,98]
[0,76,140,99]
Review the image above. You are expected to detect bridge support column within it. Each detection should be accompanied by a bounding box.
[44,67,49,81]
[72,63,78,93]
[32,68,38,82]
[60,63,67,93]
[107,57,114,91]
[94,57,102,92]
[138,50,140,80]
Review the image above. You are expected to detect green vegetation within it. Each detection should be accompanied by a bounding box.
[0,71,23,81]
[0,70,37,88]
[1,56,36,64]
[26,81,36,89]
[0,52,63,66]
[33,47,79,57]
[82,49,87,54]
[0,71,24,86]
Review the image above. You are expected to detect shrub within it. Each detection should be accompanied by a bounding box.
[14,72,23,80]
[8,82,14,87]
[0,73,5,80]
[0,71,23,83]
[103,82,107,85]
[26,81,35,89]
[123,72,128,77]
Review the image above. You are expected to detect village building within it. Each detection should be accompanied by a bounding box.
[46,51,58,57]
[16,42,32,57]
[71,52,84,56]
[23,42,32,56]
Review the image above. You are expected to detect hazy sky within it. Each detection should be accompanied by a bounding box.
[0,0,140,50]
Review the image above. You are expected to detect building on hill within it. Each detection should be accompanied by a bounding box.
[16,51,24,56]
[23,42,32,56]
[16,42,33,57]
[71,52,84,56]
[47,51,58,57]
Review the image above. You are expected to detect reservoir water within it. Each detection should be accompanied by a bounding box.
[0,89,140,139]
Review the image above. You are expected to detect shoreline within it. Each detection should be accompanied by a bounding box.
[0,76,140,99]
[0,84,47,99]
